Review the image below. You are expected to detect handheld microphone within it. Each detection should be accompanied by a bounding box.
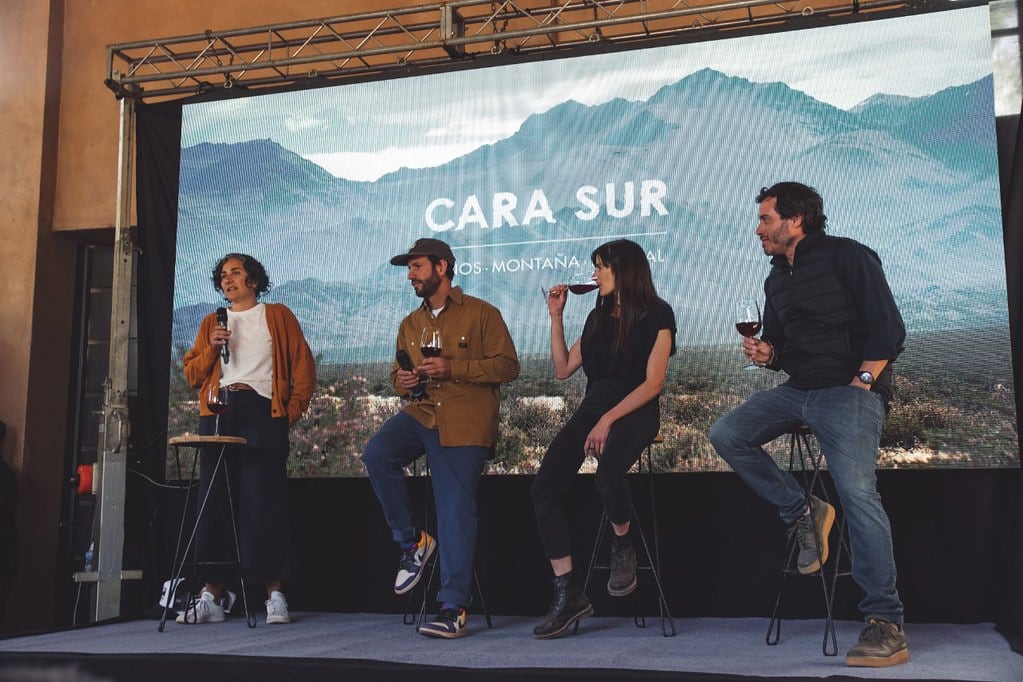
[396,349,427,400]
[215,307,230,365]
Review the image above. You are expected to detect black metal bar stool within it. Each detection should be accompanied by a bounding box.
[401,462,493,630]
[160,434,255,631]
[581,435,676,637]
[765,424,852,655]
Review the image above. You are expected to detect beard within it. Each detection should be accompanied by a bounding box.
[762,222,796,256]
[413,269,442,299]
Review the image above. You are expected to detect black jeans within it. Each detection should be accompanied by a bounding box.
[194,389,291,584]
[531,382,660,560]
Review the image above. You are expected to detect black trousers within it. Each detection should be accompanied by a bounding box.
[194,389,291,585]
[531,382,660,560]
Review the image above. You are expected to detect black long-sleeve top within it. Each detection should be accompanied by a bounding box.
[762,231,905,401]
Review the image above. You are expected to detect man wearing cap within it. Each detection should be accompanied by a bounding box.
[363,238,520,639]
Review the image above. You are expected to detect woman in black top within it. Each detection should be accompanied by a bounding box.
[531,239,676,639]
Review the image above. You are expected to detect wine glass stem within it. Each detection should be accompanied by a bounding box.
[215,414,220,436]
[742,337,758,369]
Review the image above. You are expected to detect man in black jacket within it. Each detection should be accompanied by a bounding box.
[709,182,908,668]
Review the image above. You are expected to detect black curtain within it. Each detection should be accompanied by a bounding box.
[995,109,1023,651]
[134,100,183,612]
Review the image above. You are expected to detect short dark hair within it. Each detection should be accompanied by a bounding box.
[427,255,455,281]
[756,182,827,234]
[211,253,272,299]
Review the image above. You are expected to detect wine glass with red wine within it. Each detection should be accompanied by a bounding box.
[735,300,762,370]
[207,384,229,434]
[568,271,598,295]
[420,326,443,384]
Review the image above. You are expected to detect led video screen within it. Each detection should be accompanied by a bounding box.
[167,5,1017,476]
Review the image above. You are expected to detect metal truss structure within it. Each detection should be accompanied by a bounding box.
[105,0,939,101]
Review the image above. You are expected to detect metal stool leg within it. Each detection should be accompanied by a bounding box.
[220,455,255,628]
[633,445,676,636]
[161,441,254,630]
[162,446,228,630]
[580,441,676,637]
[159,446,201,632]
[765,426,850,655]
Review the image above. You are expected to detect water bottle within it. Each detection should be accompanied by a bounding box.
[84,541,95,572]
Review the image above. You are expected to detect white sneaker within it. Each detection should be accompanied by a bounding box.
[175,590,225,624]
[265,590,291,624]
[222,588,237,615]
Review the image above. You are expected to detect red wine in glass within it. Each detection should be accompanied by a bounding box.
[420,327,443,357]
[735,320,762,337]
[568,272,598,295]
[208,398,229,415]
[568,283,599,294]
[207,385,229,434]
[735,300,762,370]
[420,326,443,383]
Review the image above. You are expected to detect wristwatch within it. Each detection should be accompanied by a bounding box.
[856,370,875,385]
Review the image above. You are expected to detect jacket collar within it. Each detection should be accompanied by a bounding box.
[770,230,825,269]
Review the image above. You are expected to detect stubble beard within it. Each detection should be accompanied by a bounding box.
[413,271,441,299]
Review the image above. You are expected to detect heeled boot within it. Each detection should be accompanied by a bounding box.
[532,572,594,639]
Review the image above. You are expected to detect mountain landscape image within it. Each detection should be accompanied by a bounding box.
[168,63,1017,476]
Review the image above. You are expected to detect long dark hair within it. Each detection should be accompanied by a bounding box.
[585,239,658,356]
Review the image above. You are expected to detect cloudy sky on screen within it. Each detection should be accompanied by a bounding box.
[181,6,994,182]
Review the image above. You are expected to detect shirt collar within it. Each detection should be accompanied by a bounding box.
[418,285,464,313]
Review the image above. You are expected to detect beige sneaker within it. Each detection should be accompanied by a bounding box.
[791,495,835,574]
[846,619,910,667]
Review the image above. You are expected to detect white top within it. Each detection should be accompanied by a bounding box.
[220,302,273,399]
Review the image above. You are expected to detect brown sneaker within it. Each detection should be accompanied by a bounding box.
[790,495,835,575]
[846,619,910,667]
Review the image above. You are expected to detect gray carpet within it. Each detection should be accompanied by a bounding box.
[2,613,1020,681]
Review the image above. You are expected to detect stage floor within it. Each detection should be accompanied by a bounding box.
[2,613,1020,681]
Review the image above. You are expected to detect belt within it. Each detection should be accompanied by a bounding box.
[225,383,255,391]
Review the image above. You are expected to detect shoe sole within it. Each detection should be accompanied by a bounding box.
[394,536,437,595]
[418,624,467,639]
[846,648,910,667]
[266,616,291,624]
[532,604,595,640]
[607,575,638,597]
[799,501,836,575]
[175,615,225,624]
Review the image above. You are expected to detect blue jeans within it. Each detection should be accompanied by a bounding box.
[708,383,903,624]
[363,411,489,608]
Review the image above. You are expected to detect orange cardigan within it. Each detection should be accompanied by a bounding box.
[183,303,316,426]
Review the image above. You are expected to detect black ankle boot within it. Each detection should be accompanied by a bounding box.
[532,572,594,639]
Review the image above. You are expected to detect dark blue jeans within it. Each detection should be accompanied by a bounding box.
[709,383,903,624]
[195,390,291,585]
[363,411,489,608]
